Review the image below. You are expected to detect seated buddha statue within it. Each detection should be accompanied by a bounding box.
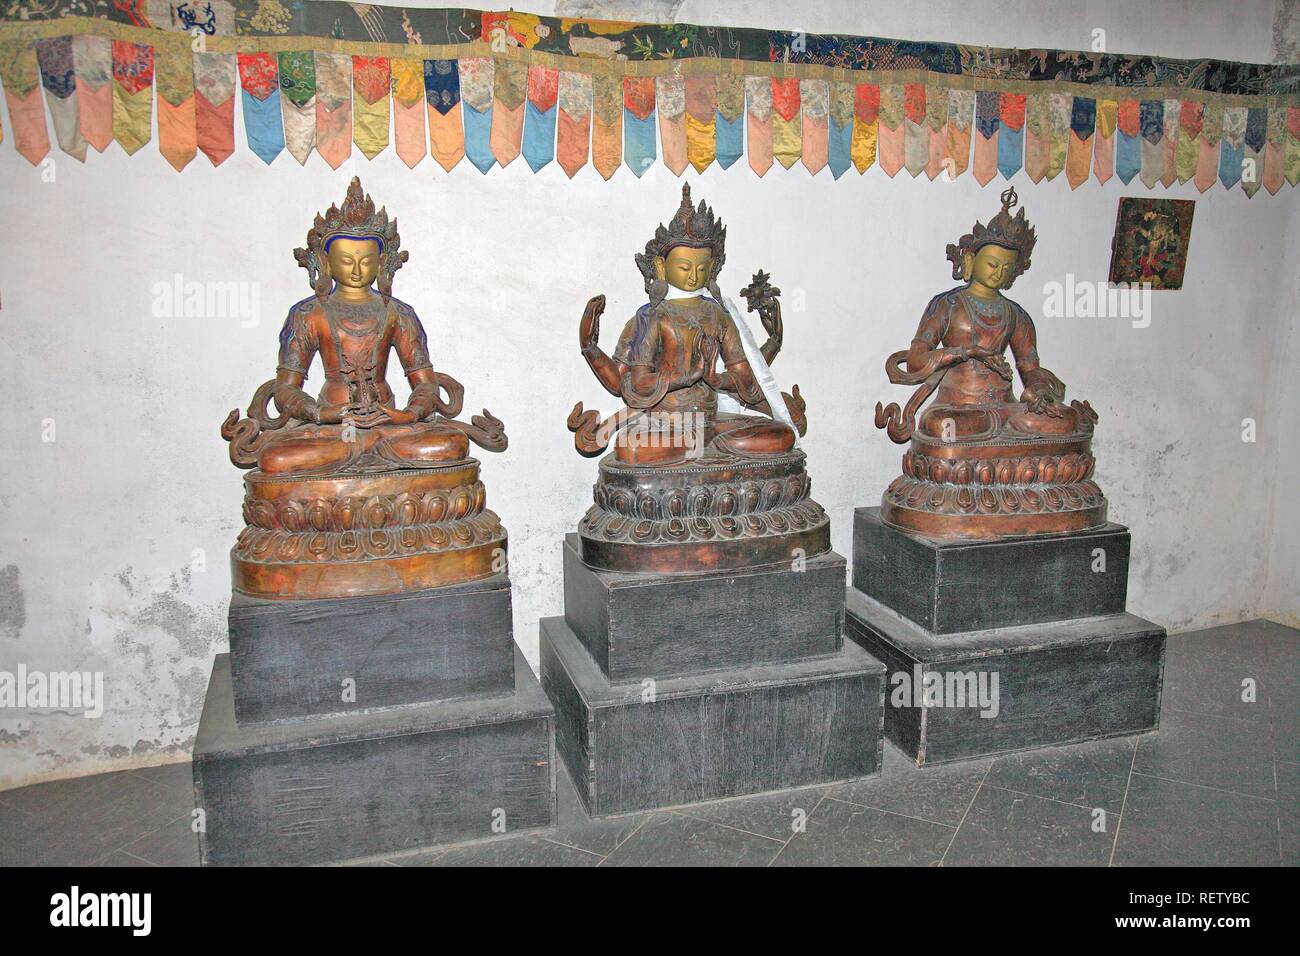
[568,185,829,573]
[874,187,1105,539]
[221,178,508,600]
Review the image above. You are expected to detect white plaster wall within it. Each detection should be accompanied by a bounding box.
[0,0,1295,788]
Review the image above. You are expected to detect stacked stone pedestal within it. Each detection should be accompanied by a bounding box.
[541,534,885,816]
[192,573,555,866]
[845,507,1165,765]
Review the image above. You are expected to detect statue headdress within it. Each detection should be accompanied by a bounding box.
[945,186,1036,287]
[635,184,727,306]
[294,177,409,302]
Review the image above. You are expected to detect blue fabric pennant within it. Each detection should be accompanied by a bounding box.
[1070,97,1096,138]
[1139,99,1164,144]
[242,87,285,165]
[1219,139,1244,188]
[1244,107,1267,152]
[975,90,1000,139]
[624,109,656,178]
[717,111,743,169]
[1116,130,1141,183]
[997,123,1023,179]
[523,99,557,172]
[828,113,851,179]
[462,102,496,173]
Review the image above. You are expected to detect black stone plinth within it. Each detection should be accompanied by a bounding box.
[843,588,1165,765]
[540,616,884,817]
[193,649,555,866]
[228,573,514,725]
[853,507,1130,634]
[563,534,845,683]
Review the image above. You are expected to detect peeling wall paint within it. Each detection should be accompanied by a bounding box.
[0,0,1295,790]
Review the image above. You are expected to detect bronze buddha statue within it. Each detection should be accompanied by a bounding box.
[568,185,828,572]
[221,178,507,599]
[874,187,1105,539]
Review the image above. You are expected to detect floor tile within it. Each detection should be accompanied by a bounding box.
[1112,772,1279,867]
[601,812,783,867]
[772,797,953,867]
[944,786,1115,866]
[1133,709,1275,798]
[674,785,828,842]
[1164,623,1270,667]
[548,763,648,856]
[93,850,160,867]
[1161,640,1271,724]
[825,743,988,827]
[414,834,602,867]
[120,813,200,867]
[983,736,1137,813]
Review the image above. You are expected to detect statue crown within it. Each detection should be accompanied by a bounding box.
[295,177,409,302]
[945,186,1037,286]
[635,184,728,296]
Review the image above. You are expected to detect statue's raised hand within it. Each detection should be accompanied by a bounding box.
[694,333,722,387]
[580,295,605,355]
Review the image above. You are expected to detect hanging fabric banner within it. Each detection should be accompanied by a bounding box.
[278,50,316,166]
[459,56,494,173]
[352,56,391,160]
[1024,92,1050,183]
[972,90,999,185]
[902,82,927,177]
[36,36,83,161]
[72,35,112,154]
[771,76,801,170]
[1161,98,1180,187]
[424,58,462,172]
[522,64,558,172]
[314,52,352,170]
[557,70,591,178]
[945,88,974,179]
[155,39,195,171]
[1138,99,1164,188]
[684,72,717,173]
[744,75,773,177]
[828,81,854,179]
[1066,96,1095,188]
[851,82,879,174]
[193,51,236,166]
[716,72,744,170]
[996,92,1024,180]
[1115,98,1140,184]
[657,71,687,175]
[0,5,1293,193]
[801,79,829,175]
[111,40,152,157]
[591,71,621,180]
[1195,102,1222,192]
[2,32,49,164]
[623,75,655,177]
[1285,107,1300,187]
[1094,98,1117,185]
[390,57,425,169]
[1176,99,1202,184]
[877,83,903,176]
[237,52,283,165]
[1219,105,1245,189]
[491,58,527,169]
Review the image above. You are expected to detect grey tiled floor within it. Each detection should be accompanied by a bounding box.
[0,619,1294,866]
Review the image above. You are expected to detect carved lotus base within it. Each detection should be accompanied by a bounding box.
[880,435,1108,540]
[231,459,506,600]
[577,449,830,573]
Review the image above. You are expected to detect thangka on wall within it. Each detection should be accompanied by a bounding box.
[0,3,1297,195]
[1108,197,1196,289]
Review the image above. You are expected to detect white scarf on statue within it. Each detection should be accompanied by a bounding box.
[662,286,798,443]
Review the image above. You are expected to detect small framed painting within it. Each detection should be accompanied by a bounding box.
[1108,197,1195,290]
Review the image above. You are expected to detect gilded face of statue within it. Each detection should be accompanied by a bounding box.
[324,237,382,291]
[654,245,714,293]
[963,244,1019,292]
